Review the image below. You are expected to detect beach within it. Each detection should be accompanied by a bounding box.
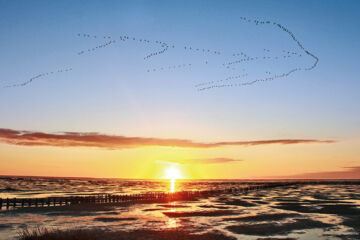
[1,177,360,240]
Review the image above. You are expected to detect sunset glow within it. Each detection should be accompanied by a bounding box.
[164,166,182,180]
[164,166,182,193]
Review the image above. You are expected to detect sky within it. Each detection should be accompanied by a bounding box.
[0,0,359,179]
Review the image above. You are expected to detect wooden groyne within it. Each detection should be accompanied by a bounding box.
[1,180,359,211]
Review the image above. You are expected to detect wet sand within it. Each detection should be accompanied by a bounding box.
[18,228,236,240]
[1,184,360,240]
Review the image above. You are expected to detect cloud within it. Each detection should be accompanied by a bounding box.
[0,128,335,150]
[276,166,360,179]
[181,158,242,164]
[157,158,242,165]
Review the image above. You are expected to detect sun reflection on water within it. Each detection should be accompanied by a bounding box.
[164,165,181,193]
[170,179,176,193]
[166,218,177,228]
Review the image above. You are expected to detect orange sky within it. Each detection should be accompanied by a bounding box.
[1,129,359,179]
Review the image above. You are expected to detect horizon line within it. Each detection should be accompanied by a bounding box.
[1,174,359,181]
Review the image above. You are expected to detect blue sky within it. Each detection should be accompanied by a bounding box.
[0,0,360,178]
[1,0,359,139]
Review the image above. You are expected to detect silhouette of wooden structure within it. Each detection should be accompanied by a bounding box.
[1,180,359,211]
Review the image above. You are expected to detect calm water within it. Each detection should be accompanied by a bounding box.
[0,176,261,198]
[1,176,360,240]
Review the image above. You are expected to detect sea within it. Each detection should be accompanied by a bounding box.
[0,176,359,240]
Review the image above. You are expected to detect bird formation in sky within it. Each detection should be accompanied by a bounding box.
[184,46,222,55]
[77,40,116,55]
[4,68,72,88]
[144,42,169,60]
[147,63,192,72]
[195,73,249,88]
[197,68,300,91]
[195,17,318,90]
[3,16,318,91]
[273,22,318,70]
[216,52,300,74]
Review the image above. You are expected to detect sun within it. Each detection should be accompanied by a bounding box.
[163,165,182,193]
[164,166,182,180]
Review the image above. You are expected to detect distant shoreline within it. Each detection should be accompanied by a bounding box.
[1,175,359,181]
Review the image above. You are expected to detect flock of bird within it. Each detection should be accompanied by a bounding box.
[77,40,115,55]
[4,68,72,88]
[3,16,318,91]
[273,20,318,71]
[76,33,171,60]
[184,46,222,55]
[147,63,192,72]
[144,42,169,60]
[198,68,301,91]
[195,73,249,88]
[222,53,300,67]
[195,16,318,90]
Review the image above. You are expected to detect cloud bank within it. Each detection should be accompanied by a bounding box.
[158,158,242,165]
[184,158,242,164]
[0,128,335,150]
[277,166,360,179]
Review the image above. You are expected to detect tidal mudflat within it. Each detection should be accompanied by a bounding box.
[1,180,360,240]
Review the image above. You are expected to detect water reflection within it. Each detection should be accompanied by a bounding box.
[170,179,176,193]
[166,218,177,228]
[1,176,269,199]
[1,183,359,239]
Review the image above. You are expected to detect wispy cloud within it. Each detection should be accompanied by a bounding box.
[157,158,242,165]
[0,128,335,150]
[276,166,360,179]
[185,158,242,164]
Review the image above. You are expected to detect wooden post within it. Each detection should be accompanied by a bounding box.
[6,198,9,210]
[0,198,2,210]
